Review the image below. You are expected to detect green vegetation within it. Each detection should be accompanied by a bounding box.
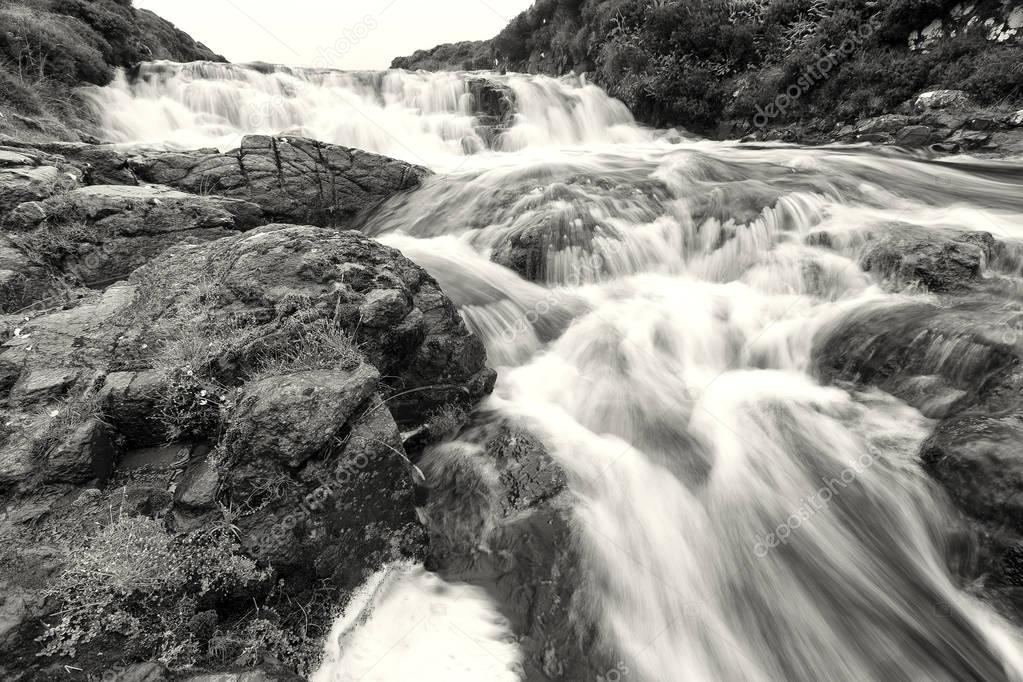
[397,0,1023,133]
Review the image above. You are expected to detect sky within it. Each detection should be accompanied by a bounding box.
[136,0,534,70]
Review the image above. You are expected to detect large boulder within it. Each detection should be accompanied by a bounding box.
[129,135,430,227]
[858,228,996,292]
[131,224,495,423]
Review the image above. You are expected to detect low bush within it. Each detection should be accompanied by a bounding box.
[40,514,269,665]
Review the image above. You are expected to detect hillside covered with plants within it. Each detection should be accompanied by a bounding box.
[392,0,1023,135]
[0,0,222,139]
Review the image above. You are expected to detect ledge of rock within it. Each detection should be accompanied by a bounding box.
[129,135,431,227]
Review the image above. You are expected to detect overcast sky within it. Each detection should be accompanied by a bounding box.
[136,0,532,70]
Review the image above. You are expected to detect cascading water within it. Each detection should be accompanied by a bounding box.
[89,62,1023,681]
[82,61,652,166]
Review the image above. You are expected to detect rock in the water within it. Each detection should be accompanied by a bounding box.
[129,135,430,227]
[895,125,935,147]
[858,226,995,292]
[921,413,1023,532]
[422,416,613,680]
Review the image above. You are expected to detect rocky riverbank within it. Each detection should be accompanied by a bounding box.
[0,133,489,681]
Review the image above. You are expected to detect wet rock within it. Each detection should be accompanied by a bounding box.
[921,414,1023,532]
[895,125,935,147]
[859,228,994,292]
[423,417,611,680]
[812,298,1015,420]
[853,114,910,135]
[129,135,430,227]
[947,129,994,150]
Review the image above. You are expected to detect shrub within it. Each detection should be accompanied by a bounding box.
[0,62,42,113]
[0,5,111,85]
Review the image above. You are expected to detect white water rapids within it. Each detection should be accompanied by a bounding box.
[88,63,1023,681]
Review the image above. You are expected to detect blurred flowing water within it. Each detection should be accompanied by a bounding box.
[91,63,1023,681]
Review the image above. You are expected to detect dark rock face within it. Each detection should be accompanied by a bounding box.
[422,416,616,681]
[858,228,996,292]
[921,413,1023,531]
[129,135,430,227]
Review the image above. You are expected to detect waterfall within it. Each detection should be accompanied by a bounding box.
[87,62,1023,681]
[81,61,656,167]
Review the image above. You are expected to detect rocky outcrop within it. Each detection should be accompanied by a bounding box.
[0,224,495,678]
[129,135,430,227]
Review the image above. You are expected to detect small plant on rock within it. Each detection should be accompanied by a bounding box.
[40,513,269,664]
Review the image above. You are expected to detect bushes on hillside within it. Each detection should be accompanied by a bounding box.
[0,5,111,85]
[408,0,1023,132]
